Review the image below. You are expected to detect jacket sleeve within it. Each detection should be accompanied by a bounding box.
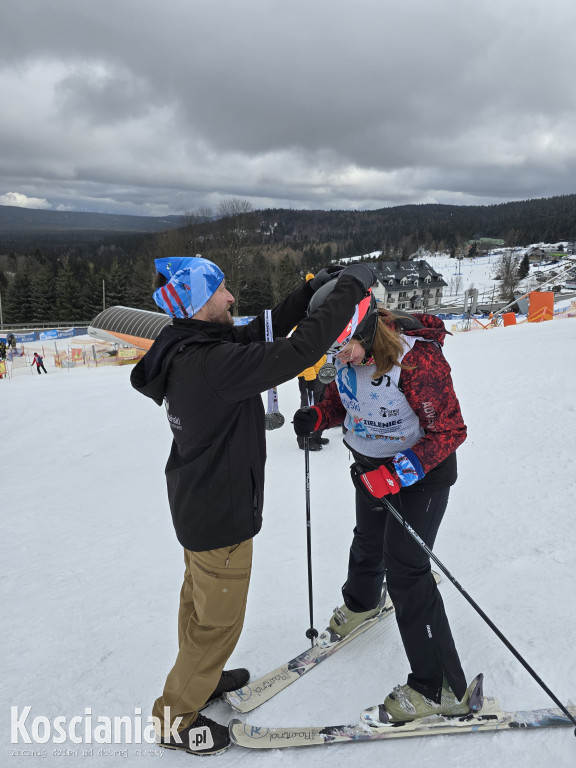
[202,277,367,404]
[312,381,346,429]
[233,282,314,344]
[397,341,467,473]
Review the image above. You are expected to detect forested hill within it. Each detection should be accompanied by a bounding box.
[253,194,576,253]
[2,193,575,326]
[0,205,184,240]
[2,194,576,254]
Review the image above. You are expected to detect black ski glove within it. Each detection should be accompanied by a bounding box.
[309,265,345,292]
[338,263,378,292]
[293,406,321,436]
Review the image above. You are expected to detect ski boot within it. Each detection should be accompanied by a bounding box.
[319,587,389,647]
[361,673,484,725]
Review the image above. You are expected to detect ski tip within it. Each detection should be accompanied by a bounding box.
[229,718,242,727]
[228,719,243,746]
[224,689,251,712]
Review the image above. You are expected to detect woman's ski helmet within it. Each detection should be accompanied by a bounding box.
[308,278,378,355]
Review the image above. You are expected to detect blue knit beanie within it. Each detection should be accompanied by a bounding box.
[153,257,224,318]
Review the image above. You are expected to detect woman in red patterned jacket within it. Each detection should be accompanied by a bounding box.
[293,307,473,723]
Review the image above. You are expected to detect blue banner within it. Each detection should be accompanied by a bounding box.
[1,327,88,343]
[38,329,59,340]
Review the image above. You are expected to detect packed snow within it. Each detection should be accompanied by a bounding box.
[2,313,576,767]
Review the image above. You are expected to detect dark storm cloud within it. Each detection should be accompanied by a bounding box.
[1,0,576,214]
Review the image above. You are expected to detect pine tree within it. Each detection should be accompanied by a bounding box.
[517,253,530,279]
[239,253,274,315]
[274,255,301,303]
[81,271,106,320]
[104,259,128,307]
[55,266,83,322]
[31,266,57,323]
[468,242,479,258]
[124,256,157,310]
[4,271,33,324]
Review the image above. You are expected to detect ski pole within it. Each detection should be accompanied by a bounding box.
[265,386,285,430]
[263,310,285,430]
[379,495,576,735]
[304,436,318,646]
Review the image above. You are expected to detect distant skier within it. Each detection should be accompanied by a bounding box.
[293,297,472,723]
[32,352,47,374]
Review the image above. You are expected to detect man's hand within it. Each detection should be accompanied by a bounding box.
[309,265,345,292]
[338,264,378,292]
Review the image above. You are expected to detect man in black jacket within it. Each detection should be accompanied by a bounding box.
[131,255,376,755]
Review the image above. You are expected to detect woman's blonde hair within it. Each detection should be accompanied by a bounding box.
[370,309,413,378]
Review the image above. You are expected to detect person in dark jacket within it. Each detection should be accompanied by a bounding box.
[130,255,377,755]
[293,306,473,723]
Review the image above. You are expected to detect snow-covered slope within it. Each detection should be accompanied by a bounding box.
[2,317,575,766]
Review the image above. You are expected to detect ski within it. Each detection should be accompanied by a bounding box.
[225,573,441,713]
[229,701,576,749]
[224,595,396,713]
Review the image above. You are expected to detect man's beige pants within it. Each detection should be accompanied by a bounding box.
[152,539,253,732]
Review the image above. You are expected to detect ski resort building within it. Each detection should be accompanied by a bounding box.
[370,260,447,311]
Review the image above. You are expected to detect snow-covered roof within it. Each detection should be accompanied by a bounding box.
[372,260,447,287]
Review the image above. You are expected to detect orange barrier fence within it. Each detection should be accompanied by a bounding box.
[503,313,516,326]
[528,292,554,323]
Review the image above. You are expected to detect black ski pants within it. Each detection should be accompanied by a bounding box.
[342,486,467,702]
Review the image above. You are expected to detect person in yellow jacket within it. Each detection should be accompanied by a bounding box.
[297,355,329,450]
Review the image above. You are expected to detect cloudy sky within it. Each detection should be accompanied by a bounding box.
[2,0,576,217]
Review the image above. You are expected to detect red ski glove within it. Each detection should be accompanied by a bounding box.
[351,461,401,498]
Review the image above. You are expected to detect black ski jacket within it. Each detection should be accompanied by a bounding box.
[131,276,367,551]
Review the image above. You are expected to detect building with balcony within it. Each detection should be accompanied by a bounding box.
[370,260,447,311]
